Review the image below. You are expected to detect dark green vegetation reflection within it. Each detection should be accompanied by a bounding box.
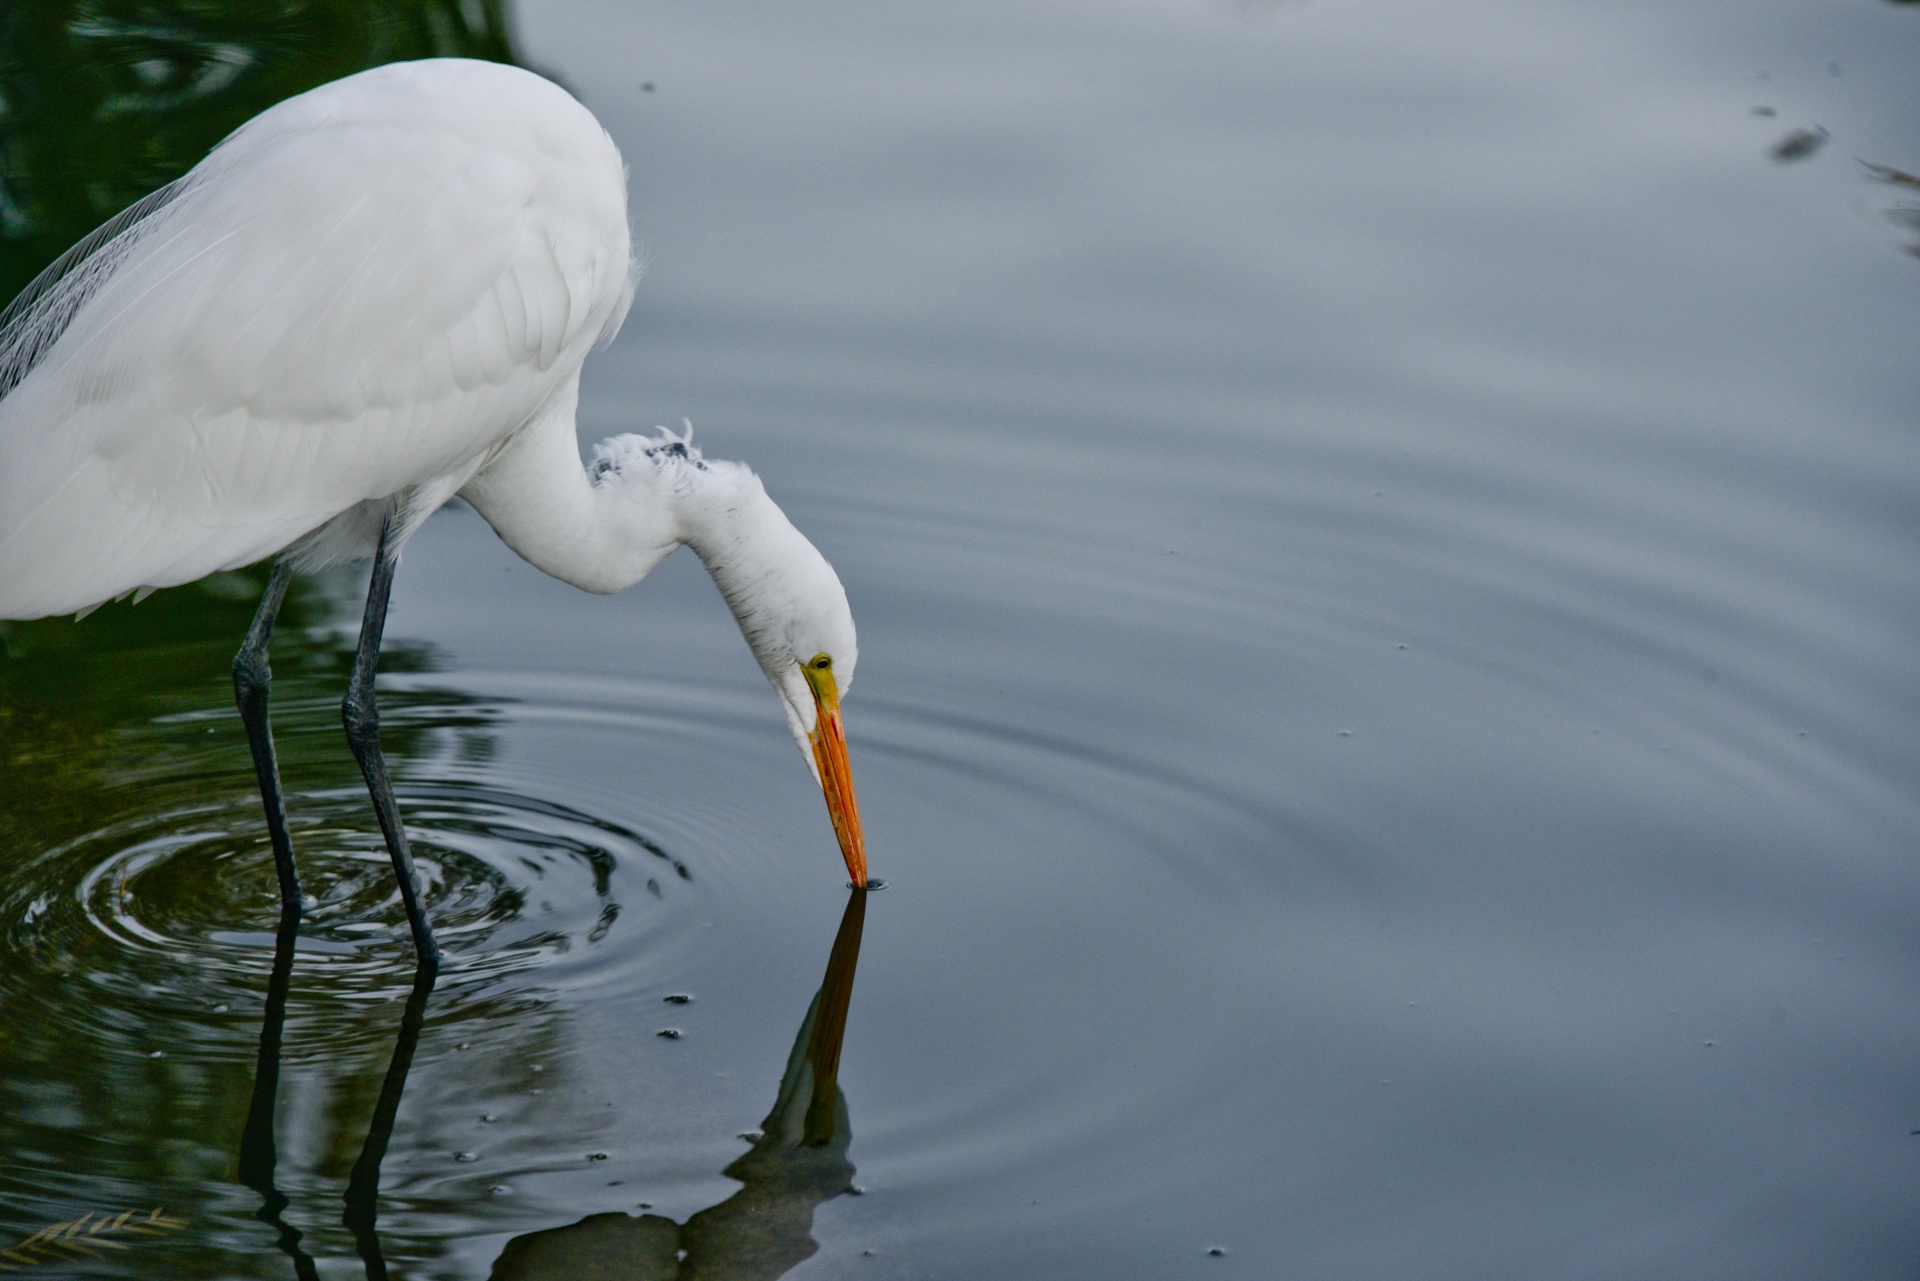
[0,563,749,1274]
[0,0,518,302]
[0,572,496,1276]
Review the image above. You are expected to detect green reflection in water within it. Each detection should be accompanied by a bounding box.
[1,572,472,1276]
[0,0,518,302]
[0,571,644,1278]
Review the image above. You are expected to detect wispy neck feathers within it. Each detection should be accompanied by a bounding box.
[590,428,854,711]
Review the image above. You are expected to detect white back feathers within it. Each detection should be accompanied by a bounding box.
[0,59,633,619]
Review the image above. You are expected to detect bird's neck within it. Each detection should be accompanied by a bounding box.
[458,385,797,610]
[460,388,673,591]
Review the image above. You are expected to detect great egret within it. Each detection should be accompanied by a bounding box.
[0,58,871,967]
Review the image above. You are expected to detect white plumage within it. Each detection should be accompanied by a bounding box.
[0,59,632,618]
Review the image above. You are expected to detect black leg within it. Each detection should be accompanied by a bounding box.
[342,514,440,971]
[233,560,300,916]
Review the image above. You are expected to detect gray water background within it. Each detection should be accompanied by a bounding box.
[1,0,1917,1277]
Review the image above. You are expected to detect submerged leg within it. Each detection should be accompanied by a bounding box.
[233,560,300,915]
[342,514,440,970]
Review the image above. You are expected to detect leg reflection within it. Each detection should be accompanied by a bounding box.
[236,904,320,1281]
[490,887,871,1281]
[343,960,439,1280]
[235,909,438,1281]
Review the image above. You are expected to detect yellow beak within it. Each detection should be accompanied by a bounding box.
[802,663,869,887]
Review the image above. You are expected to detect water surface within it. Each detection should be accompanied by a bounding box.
[2,1,1917,1277]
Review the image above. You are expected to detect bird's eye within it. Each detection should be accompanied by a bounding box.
[810,654,832,671]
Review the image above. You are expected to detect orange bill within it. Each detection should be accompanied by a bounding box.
[805,671,868,886]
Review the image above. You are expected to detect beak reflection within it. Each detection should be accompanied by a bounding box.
[493,887,871,1279]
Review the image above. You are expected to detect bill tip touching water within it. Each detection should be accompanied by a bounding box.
[0,57,876,965]
[799,647,869,888]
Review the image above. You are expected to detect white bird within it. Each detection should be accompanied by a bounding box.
[0,58,870,967]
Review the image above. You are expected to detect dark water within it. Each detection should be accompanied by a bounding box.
[3,1,1919,1277]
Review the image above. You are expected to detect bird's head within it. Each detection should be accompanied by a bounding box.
[642,434,868,885]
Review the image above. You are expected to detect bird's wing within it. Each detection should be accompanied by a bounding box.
[0,177,190,403]
[0,60,633,620]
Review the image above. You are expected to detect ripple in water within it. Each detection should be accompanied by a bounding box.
[2,781,690,1044]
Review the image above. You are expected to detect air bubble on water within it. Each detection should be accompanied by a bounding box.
[481,1114,500,1123]
[739,1129,764,1142]
[148,1050,165,1059]
[456,1152,478,1163]
[455,1041,471,1051]
[212,1004,229,1013]
[531,1063,543,1072]
[489,1185,512,1196]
